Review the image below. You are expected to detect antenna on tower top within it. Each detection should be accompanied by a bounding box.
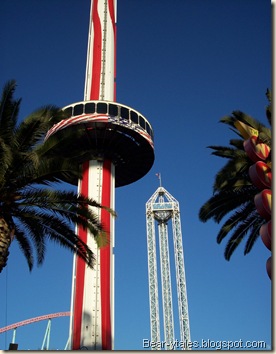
[156,173,162,187]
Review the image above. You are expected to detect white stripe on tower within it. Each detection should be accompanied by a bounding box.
[81,161,103,350]
[99,160,115,350]
[70,0,116,350]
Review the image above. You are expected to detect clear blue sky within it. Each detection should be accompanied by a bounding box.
[0,0,272,350]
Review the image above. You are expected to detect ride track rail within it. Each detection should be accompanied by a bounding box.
[0,312,70,333]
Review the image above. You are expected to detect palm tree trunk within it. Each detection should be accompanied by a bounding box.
[0,218,12,272]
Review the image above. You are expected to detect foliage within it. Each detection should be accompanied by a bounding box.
[199,90,271,260]
[0,80,114,272]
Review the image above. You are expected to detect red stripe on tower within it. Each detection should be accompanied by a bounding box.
[90,0,102,100]
[101,160,112,349]
[72,161,90,350]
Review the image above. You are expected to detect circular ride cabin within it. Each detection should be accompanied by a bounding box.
[45,100,155,187]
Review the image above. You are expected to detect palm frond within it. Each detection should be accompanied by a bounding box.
[0,80,21,143]
[14,209,95,268]
[232,111,267,131]
[22,157,81,186]
[0,80,116,272]
[199,188,256,223]
[18,188,115,215]
[216,203,257,244]
[208,145,246,159]
[14,227,34,271]
[213,157,251,192]
[220,110,271,143]
[224,213,262,260]
[244,216,264,255]
[199,90,272,262]
[14,213,46,265]
[0,139,13,186]
[229,139,244,149]
[15,113,50,152]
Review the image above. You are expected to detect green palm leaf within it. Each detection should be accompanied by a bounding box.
[0,80,115,272]
[0,80,21,144]
[14,228,34,270]
[216,203,257,244]
[199,90,271,262]
[212,158,252,192]
[199,186,256,223]
[224,213,262,260]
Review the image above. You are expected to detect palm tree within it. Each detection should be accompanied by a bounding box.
[0,80,113,273]
[199,90,271,261]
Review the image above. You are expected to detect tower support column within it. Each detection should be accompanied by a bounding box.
[71,159,115,350]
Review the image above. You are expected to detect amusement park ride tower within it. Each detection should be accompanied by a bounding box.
[146,181,191,349]
[46,0,154,350]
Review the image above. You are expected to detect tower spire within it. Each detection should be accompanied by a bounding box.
[156,173,162,187]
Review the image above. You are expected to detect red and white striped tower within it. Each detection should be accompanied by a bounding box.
[70,0,116,350]
[46,0,154,350]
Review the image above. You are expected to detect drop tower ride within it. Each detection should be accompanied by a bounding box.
[46,0,154,350]
[146,183,190,349]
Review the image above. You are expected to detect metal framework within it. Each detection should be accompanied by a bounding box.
[146,186,190,350]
